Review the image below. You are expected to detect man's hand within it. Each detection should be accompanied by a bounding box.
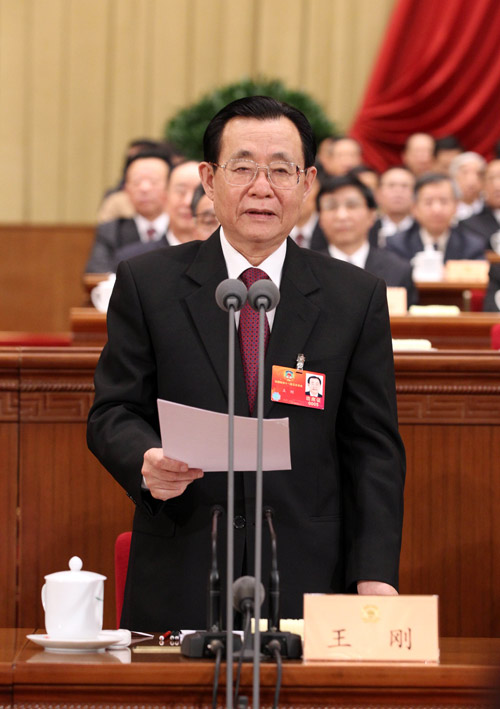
[142,448,204,501]
[357,581,398,595]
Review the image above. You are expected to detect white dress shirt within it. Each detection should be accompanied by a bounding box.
[135,213,169,243]
[327,241,369,269]
[219,227,286,330]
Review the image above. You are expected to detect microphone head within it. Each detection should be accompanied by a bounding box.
[232,575,266,612]
[247,280,280,313]
[215,278,247,312]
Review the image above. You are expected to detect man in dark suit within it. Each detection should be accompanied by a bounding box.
[385,173,485,263]
[87,96,405,631]
[317,174,417,307]
[112,161,201,268]
[85,151,171,273]
[368,167,416,248]
[461,160,500,251]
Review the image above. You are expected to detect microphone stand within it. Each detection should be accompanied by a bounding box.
[225,295,237,709]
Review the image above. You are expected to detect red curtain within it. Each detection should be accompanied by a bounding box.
[350,0,500,172]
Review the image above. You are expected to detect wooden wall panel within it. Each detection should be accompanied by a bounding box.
[16,349,134,630]
[0,353,19,627]
[0,225,94,332]
[0,0,395,223]
[18,421,134,630]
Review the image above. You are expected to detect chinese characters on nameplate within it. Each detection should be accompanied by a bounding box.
[303,594,439,662]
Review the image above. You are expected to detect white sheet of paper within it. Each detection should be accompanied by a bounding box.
[157,399,291,472]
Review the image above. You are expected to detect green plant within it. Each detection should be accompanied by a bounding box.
[165,77,336,161]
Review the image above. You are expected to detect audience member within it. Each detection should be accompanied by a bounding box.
[191,184,219,240]
[289,177,326,249]
[369,167,416,247]
[433,135,464,175]
[348,164,380,193]
[112,160,201,266]
[317,174,417,306]
[318,136,362,176]
[461,160,500,251]
[385,173,485,262]
[450,152,486,221]
[402,133,435,177]
[86,150,170,273]
[97,139,178,223]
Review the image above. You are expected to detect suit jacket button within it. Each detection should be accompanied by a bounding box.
[233,515,246,529]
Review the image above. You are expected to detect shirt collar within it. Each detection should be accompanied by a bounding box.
[135,213,169,243]
[219,227,286,289]
[420,227,449,253]
[328,240,369,269]
[289,213,319,245]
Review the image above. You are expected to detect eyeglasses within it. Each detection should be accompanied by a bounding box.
[320,199,366,212]
[210,158,306,189]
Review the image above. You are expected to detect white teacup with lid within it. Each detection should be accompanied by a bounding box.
[41,556,106,639]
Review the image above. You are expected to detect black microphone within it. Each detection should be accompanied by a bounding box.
[207,505,223,632]
[181,507,242,659]
[246,279,280,313]
[264,508,280,632]
[233,575,266,614]
[215,278,247,312]
[259,508,302,660]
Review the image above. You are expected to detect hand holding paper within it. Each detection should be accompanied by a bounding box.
[157,399,291,472]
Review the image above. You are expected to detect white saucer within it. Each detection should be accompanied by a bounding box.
[27,631,127,653]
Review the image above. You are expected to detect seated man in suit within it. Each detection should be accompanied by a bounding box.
[191,183,219,240]
[85,150,171,273]
[369,167,416,248]
[87,95,405,631]
[318,136,363,176]
[450,152,485,221]
[433,135,463,176]
[402,133,435,177]
[111,160,201,268]
[317,174,418,307]
[385,173,485,263]
[461,160,500,251]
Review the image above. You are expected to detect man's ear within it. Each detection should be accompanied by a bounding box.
[199,162,215,200]
[303,166,317,200]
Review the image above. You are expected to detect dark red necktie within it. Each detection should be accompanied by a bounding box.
[238,268,271,414]
[147,227,156,240]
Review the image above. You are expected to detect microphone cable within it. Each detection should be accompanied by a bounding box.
[233,607,252,706]
[267,639,282,709]
[209,638,224,709]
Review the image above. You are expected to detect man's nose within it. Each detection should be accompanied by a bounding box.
[250,167,274,195]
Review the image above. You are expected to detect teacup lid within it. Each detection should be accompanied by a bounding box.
[44,556,107,583]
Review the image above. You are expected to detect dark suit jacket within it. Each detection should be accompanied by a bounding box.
[460,206,500,249]
[368,217,416,249]
[113,234,171,270]
[85,218,142,273]
[87,233,405,631]
[309,221,328,251]
[320,245,418,307]
[385,223,485,263]
[365,247,418,306]
[483,263,500,311]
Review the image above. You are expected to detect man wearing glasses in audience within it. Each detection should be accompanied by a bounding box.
[88,96,405,632]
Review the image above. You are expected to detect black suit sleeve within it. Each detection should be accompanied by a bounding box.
[87,259,162,508]
[337,278,406,590]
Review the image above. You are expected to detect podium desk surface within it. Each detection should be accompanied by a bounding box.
[9,630,500,705]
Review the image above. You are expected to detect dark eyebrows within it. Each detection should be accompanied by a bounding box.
[228,149,296,163]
